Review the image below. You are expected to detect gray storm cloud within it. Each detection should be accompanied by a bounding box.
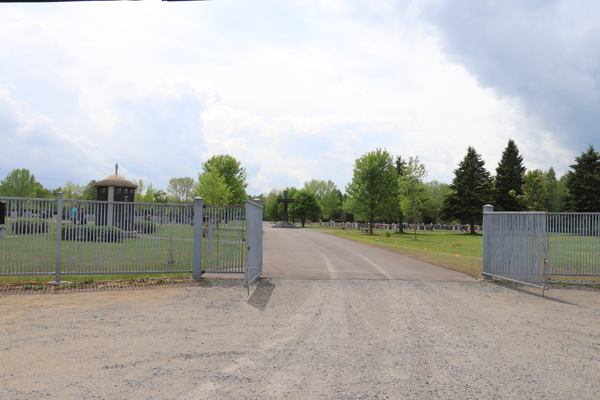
[423,0,600,150]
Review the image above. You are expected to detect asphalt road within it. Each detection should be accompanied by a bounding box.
[263,224,474,281]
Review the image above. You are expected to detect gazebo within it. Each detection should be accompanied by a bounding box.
[94,164,138,228]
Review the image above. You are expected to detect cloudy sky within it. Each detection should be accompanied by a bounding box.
[1,0,598,196]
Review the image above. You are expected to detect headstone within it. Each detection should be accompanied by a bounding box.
[0,202,5,226]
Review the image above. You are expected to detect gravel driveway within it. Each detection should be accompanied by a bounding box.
[1,279,599,399]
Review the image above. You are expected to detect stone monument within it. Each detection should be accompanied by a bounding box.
[272,190,299,229]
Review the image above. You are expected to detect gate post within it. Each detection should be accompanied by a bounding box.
[482,204,494,280]
[192,197,204,280]
[55,192,64,283]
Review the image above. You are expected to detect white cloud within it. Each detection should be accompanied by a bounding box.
[0,0,589,195]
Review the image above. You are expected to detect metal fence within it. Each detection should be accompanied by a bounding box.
[0,197,56,276]
[547,213,600,276]
[244,200,264,287]
[483,206,600,289]
[202,205,246,273]
[483,207,548,289]
[0,194,256,282]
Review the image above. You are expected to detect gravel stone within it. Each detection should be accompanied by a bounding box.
[1,279,599,399]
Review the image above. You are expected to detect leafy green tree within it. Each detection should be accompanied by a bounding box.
[395,155,407,232]
[167,177,195,203]
[509,169,548,211]
[544,167,567,212]
[202,155,248,205]
[303,179,340,219]
[442,147,494,234]
[195,167,232,205]
[344,149,399,234]
[290,189,321,227]
[0,169,39,197]
[152,189,169,203]
[142,183,155,203]
[33,182,52,199]
[494,139,525,211]
[132,179,145,202]
[398,157,428,240]
[563,145,600,212]
[63,181,84,200]
[423,180,451,224]
[264,189,281,220]
[82,180,97,200]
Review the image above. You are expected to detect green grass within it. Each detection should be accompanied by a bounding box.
[325,229,483,277]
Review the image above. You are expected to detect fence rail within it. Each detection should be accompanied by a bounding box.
[0,194,253,281]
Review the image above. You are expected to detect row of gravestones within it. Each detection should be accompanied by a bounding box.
[320,221,482,232]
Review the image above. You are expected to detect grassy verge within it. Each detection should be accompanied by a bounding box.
[325,230,483,278]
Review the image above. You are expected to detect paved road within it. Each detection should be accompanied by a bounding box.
[263,224,474,281]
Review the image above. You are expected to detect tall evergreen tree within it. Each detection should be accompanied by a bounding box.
[442,147,494,234]
[494,139,525,211]
[563,145,600,212]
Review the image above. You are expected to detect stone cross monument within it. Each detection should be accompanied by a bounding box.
[277,190,295,222]
[272,190,299,229]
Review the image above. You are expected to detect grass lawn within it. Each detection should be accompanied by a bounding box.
[325,229,483,278]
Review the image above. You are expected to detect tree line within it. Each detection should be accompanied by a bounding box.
[0,155,250,206]
[2,142,599,233]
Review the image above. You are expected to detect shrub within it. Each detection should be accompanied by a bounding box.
[385,231,392,237]
[61,225,124,243]
[134,221,157,234]
[321,219,330,222]
[11,218,49,234]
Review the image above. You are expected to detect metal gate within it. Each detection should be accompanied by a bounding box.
[201,205,246,273]
[483,205,549,290]
[244,200,263,287]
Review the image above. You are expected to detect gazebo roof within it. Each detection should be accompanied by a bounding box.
[95,174,138,189]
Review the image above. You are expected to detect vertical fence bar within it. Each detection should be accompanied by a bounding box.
[192,197,204,279]
[55,192,63,282]
[482,204,494,279]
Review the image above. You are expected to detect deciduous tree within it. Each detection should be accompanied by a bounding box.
[303,179,340,219]
[195,167,232,206]
[290,189,321,227]
[344,149,398,234]
[167,177,195,203]
[423,180,451,224]
[509,169,548,211]
[202,155,247,205]
[0,169,39,197]
[395,155,407,232]
[398,157,428,240]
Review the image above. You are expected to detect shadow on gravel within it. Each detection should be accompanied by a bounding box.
[247,279,276,311]
[498,284,584,307]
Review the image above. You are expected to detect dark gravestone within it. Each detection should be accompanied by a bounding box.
[272,190,299,229]
[0,202,5,225]
[277,190,295,222]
